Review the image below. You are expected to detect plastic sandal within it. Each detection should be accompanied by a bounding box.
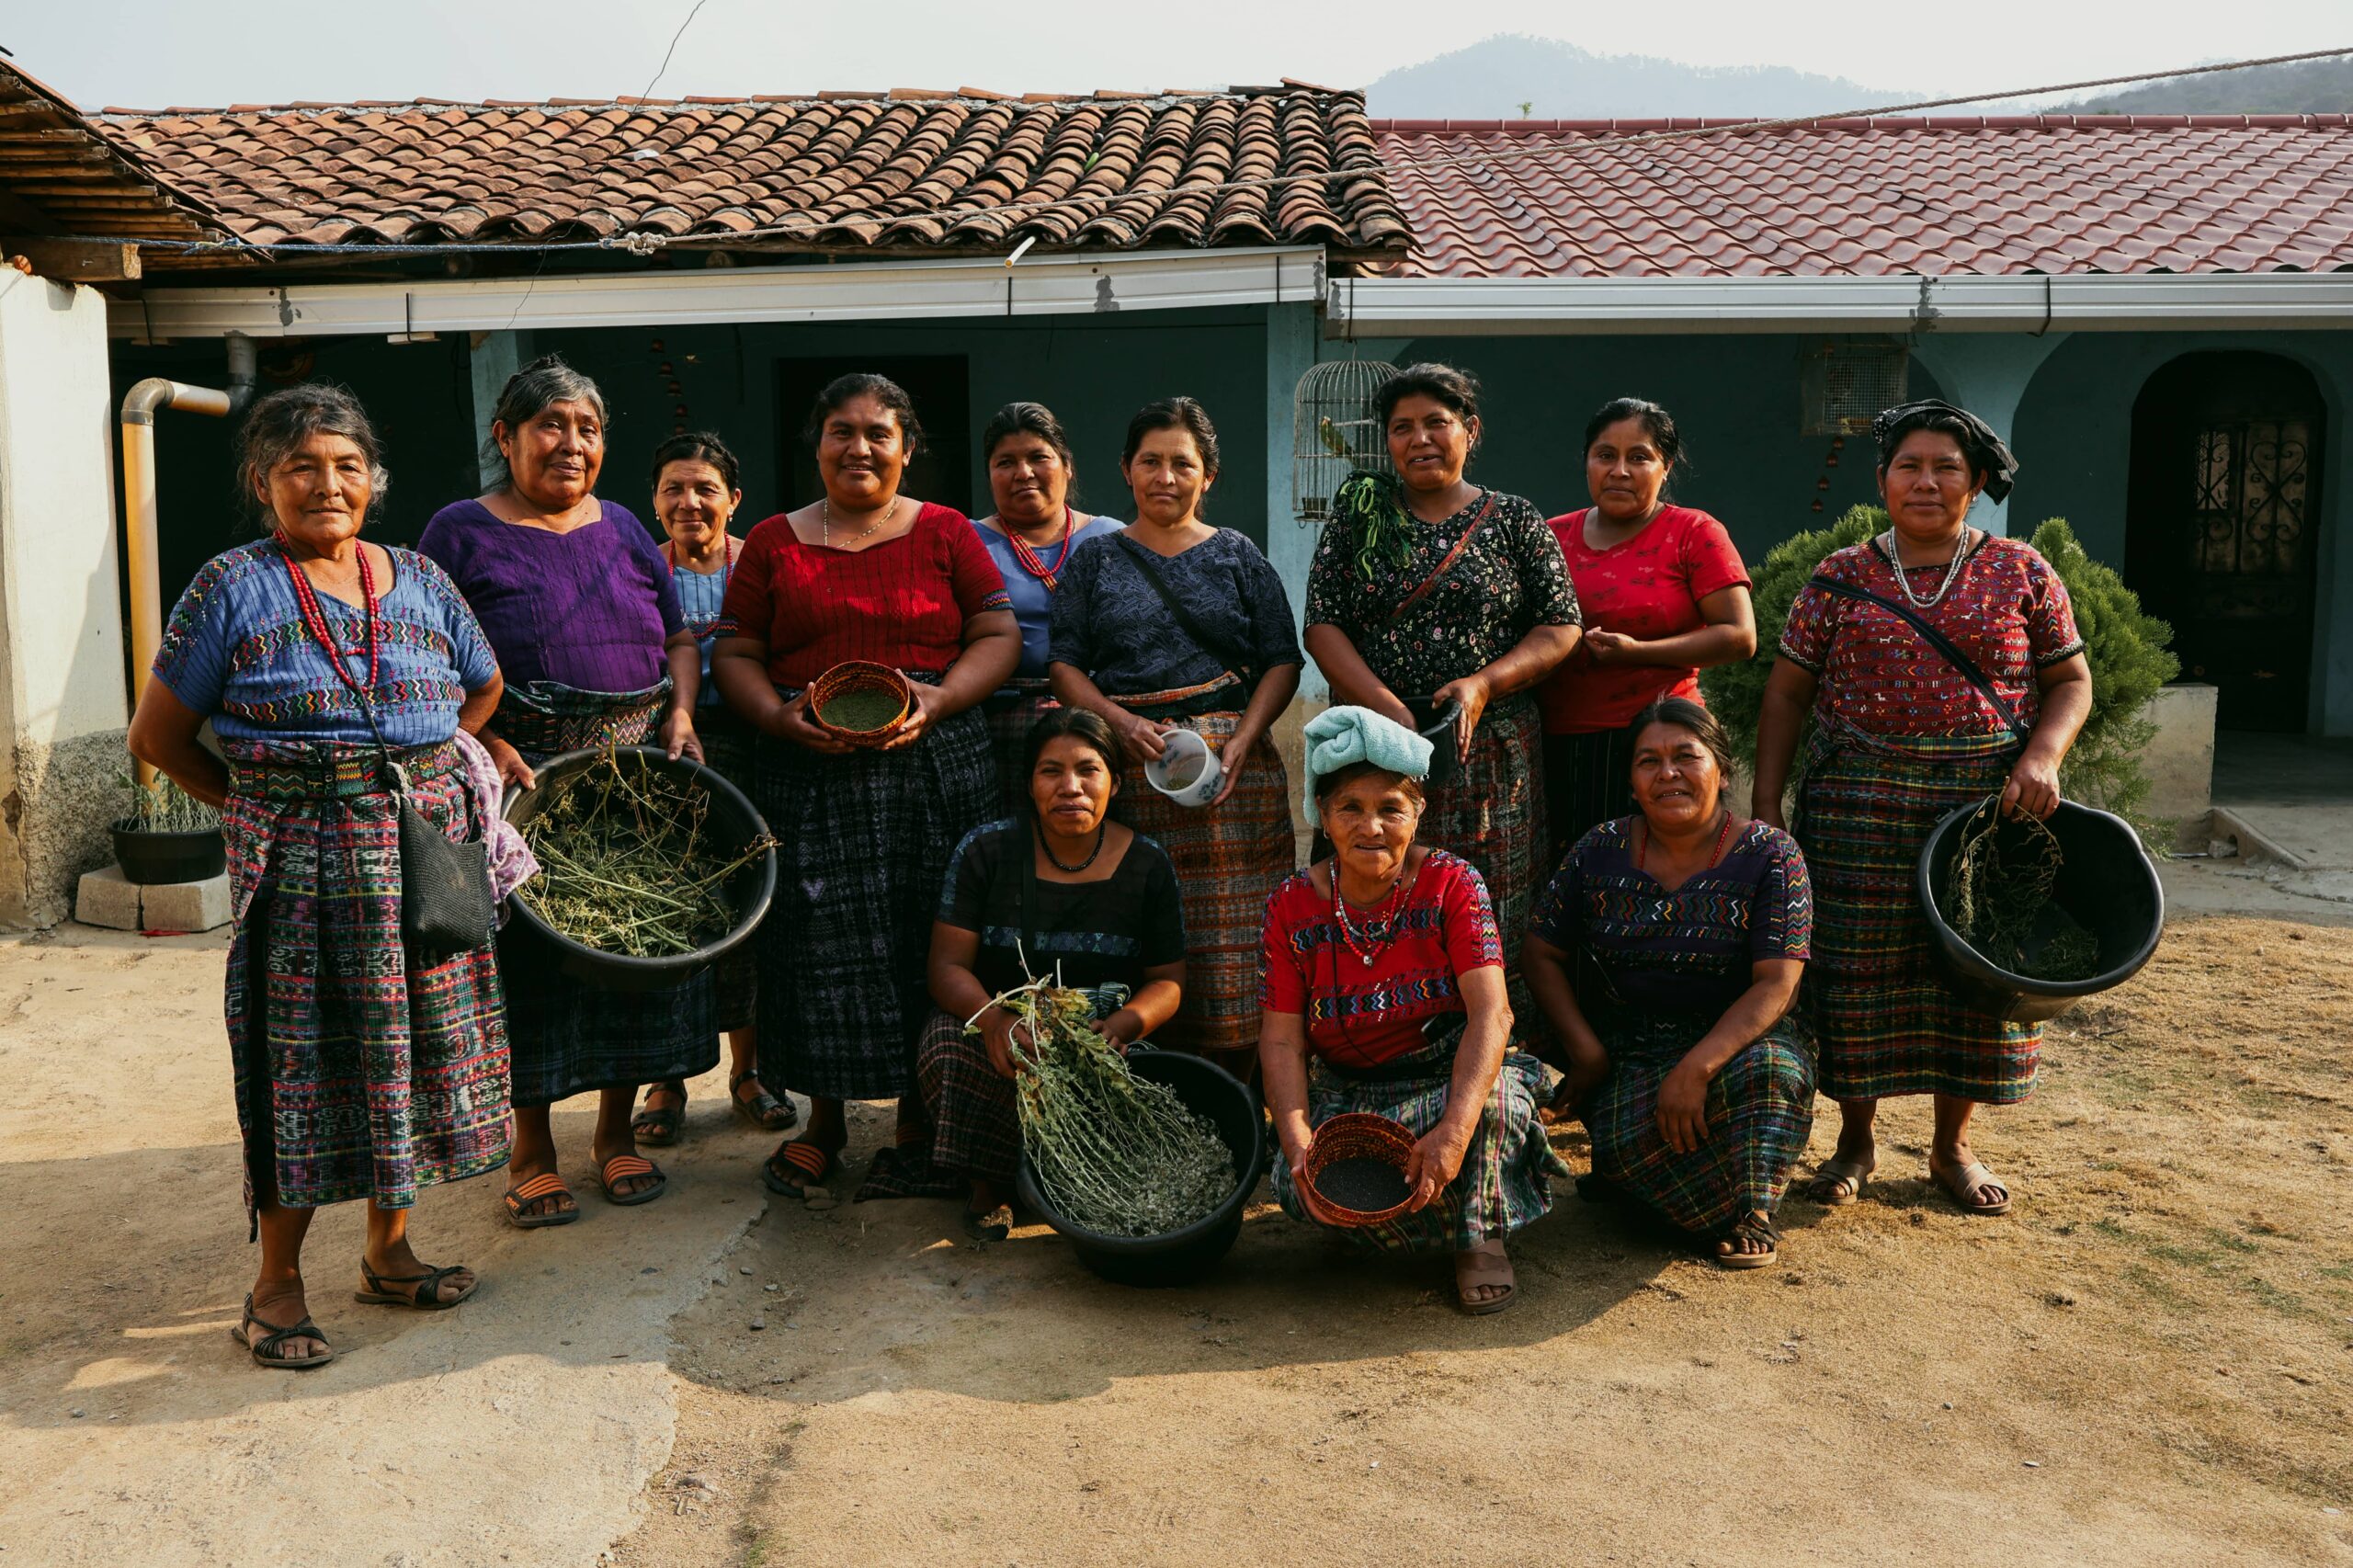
[1804,1155,1873,1206]
[632,1082,688,1147]
[730,1070,798,1132]
[961,1203,1013,1243]
[502,1171,580,1229]
[1713,1210,1779,1271]
[355,1260,479,1310]
[1933,1157,2012,1217]
[589,1152,667,1206]
[761,1140,840,1196]
[1455,1245,1518,1316]
[233,1292,335,1370]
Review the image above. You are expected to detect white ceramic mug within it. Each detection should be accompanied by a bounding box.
[1144,726,1222,808]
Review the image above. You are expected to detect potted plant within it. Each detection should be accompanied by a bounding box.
[112,772,225,886]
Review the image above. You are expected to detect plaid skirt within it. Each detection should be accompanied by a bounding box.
[858,1009,1017,1199]
[1582,1013,1816,1236]
[1109,701,1296,1064]
[982,685,1059,818]
[1270,1032,1564,1255]
[1543,727,1637,865]
[695,708,758,1034]
[753,688,998,1101]
[1797,732,2040,1104]
[222,738,511,1221]
[1418,694,1547,1028]
[494,677,720,1107]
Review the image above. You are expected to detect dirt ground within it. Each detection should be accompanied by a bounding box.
[1,881,2347,1566]
[619,910,2353,1568]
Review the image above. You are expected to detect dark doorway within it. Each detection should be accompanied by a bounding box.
[776,357,972,517]
[2125,351,2324,733]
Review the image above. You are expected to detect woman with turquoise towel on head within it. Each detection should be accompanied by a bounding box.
[1256,706,1564,1315]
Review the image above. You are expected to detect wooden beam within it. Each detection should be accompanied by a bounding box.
[9,237,141,281]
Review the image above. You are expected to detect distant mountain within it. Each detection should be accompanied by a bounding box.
[2062,56,2353,114]
[1364,35,1911,121]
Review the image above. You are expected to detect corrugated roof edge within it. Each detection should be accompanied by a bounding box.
[93,85,1366,118]
[1370,113,2353,134]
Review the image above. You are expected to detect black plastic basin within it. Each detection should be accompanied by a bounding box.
[1017,1050,1267,1288]
[110,822,226,886]
[1404,697,1464,790]
[503,745,778,993]
[1916,799,2164,1025]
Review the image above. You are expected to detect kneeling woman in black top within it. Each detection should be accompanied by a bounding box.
[858,708,1187,1237]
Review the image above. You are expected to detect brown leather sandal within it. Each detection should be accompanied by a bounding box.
[355,1260,479,1310]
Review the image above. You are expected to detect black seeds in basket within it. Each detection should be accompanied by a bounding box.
[1314,1156,1411,1213]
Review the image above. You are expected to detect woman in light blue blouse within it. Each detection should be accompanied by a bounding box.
[970,402,1120,812]
[129,384,510,1370]
[631,432,797,1144]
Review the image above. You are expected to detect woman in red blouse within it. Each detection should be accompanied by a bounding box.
[1541,400,1756,855]
[1259,707,1563,1314]
[714,374,1021,1194]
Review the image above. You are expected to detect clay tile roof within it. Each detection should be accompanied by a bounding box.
[0,58,224,250]
[1373,114,2353,278]
[90,88,1404,265]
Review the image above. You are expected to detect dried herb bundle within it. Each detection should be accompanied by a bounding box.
[1938,795,2101,983]
[118,771,218,833]
[982,976,1236,1238]
[518,748,774,958]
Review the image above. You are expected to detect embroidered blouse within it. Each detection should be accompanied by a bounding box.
[665,539,740,709]
[1529,818,1813,1023]
[1258,849,1504,1068]
[974,514,1123,682]
[1302,487,1580,699]
[938,818,1187,1005]
[1778,535,2085,740]
[1048,528,1303,699]
[153,540,497,747]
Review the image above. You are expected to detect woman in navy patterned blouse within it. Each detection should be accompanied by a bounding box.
[1522,697,1817,1270]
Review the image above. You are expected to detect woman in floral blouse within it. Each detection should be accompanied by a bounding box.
[1304,362,1582,1021]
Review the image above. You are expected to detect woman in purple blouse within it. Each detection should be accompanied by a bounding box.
[420,357,714,1229]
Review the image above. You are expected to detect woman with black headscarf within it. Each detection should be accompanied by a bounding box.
[1749,401,2092,1220]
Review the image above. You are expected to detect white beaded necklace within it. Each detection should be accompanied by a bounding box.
[1881,527,1972,610]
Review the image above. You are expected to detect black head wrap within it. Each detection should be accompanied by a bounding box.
[1871,399,2019,503]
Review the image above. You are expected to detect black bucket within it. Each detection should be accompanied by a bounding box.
[1017,1051,1267,1288]
[1916,799,2164,1025]
[110,822,226,886]
[1404,697,1463,790]
[503,745,778,993]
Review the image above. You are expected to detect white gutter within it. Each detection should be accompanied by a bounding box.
[1325,271,2353,336]
[111,246,1326,340]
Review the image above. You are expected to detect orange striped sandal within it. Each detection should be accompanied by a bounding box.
[502,1172,580,1229]
[588,1152,667,1206]
[761,1140,840,1196]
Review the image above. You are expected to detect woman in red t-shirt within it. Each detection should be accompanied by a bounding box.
[1540,399,1756,857]
[714,373,1021,1195]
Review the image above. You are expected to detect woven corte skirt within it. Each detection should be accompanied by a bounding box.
[696,708,758,1035]
[1582,1013,1816,1236]
[1418,695,1547,1028]
[857,1009,1018,1199]
[753,698,998,1101]
[495,678,720,1107]
[1797,733,2040,1104]
[1270,1033,1564,1255]
[1110,708,1295,1065]
[1543,727,1637,866]
[222,739,511,1220]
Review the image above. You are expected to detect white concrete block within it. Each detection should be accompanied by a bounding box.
[140,874,232,933]
[74,865,143,931]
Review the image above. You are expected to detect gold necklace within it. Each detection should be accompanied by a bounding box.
[823,496,895,548]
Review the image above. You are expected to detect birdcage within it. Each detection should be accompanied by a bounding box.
[1798,337,1912,437]
[1291,358,1394,524]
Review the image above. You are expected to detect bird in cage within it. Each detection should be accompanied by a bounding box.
[1317,415,1355,461]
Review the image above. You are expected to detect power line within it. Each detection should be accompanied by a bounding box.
[636,0,711,105]
[91,42,2353,261]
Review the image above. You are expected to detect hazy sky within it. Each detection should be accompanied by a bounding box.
[6,0,2347,110]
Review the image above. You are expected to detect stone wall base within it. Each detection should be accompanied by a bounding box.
[2,728,131,931]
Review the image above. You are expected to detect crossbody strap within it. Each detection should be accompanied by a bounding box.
[1805,574,2032,743]
[1112,534,1258,687]
[1389,491,1498,621]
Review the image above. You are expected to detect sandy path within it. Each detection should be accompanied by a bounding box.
[622,912,2353,1567]
[0,927,782,1568]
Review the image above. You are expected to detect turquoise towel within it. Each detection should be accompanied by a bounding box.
[1302,704,1433,812]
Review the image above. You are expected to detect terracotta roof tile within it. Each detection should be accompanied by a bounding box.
[1373,115,2353,277]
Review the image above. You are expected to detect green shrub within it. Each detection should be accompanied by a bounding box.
[1699,508,2178,839]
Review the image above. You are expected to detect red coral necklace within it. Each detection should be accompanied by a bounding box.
[277,536,381,699]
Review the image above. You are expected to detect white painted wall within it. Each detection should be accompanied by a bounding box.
[0,271,131,927]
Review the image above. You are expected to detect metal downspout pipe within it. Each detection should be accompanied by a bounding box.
[119,332,255,781]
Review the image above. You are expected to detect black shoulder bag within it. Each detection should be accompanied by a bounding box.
[1111,534,1260,688]
[1803,573,2034,744]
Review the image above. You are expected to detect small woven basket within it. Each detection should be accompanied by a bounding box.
[1301,1111,1417,1228]
[808,660,913,747]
